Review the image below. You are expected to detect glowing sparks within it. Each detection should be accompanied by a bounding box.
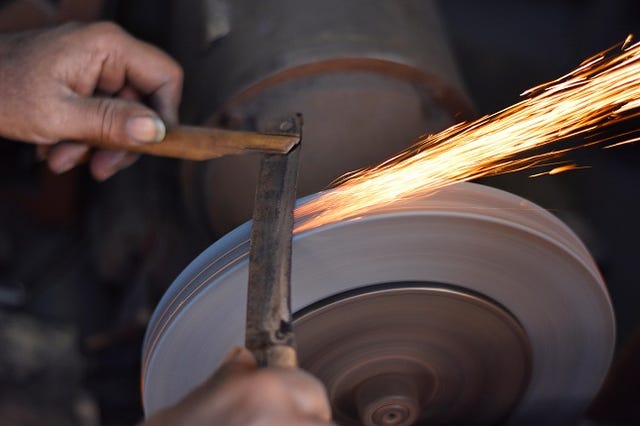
[295,37,640,232]
[528,163,591,178]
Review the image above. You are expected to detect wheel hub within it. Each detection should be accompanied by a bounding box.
[294,285,531,425]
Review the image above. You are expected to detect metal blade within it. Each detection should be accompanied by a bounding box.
[245,118,302,368]
[81,125,300,161]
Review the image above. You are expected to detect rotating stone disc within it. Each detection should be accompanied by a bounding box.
[294,284,531,425]
[141,183,615,425]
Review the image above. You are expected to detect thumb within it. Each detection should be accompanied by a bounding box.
[177,347,256,407]
[215,346,258,377]
[62,96,166,146]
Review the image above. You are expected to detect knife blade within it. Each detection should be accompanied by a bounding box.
[81,125,300,161]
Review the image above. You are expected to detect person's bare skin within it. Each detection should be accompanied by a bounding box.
[143,347,332,425]
[0,21,333,424]
[0,22,182,180]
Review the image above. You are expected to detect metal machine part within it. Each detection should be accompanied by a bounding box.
[173,0,474,235]
[246,119,301,368]
[295,285,531,425]
[141,182,615,424]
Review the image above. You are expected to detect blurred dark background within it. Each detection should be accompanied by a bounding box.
[0,0,638,424]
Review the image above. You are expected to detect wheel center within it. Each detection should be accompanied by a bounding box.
[293,283,532,425]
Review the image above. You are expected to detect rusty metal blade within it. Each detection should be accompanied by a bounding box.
[81,125,300,161]
[245,122,301,368]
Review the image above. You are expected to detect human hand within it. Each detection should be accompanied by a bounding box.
[0,22,183,180]
[143,347,332,426]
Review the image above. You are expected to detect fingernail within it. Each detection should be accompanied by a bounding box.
[52,160,75,174]
[125,115,166,143]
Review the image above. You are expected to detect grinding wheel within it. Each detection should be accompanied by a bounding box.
[141,182,614,425]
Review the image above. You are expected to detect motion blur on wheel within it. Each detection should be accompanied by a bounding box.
[1,1,639,425]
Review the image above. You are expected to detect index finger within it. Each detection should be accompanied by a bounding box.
[89,23,183,124]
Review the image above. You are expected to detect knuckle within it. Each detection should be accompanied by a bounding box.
[172,64,184,83]
[252,371,289,396]
[253,370,283,388]
[158,61,183,92]
[90,21,124,37]
[85,22,127,50]
[94,99,118,141]
[168,69,184,90]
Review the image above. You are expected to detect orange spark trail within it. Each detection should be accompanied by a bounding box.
[295,37,640,232]
[528,163,591,178]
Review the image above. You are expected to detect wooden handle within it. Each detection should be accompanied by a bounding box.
[254,346,298,369]
[81,125,300,161]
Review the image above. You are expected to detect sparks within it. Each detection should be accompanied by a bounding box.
[528,163,591,178]
[294,36,640,232]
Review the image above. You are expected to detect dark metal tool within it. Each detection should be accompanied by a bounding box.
[245,117,302,368]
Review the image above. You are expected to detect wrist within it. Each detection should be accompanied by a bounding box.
[0,29,25,60]
[0,33,13,56]
[0,33,27,141]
